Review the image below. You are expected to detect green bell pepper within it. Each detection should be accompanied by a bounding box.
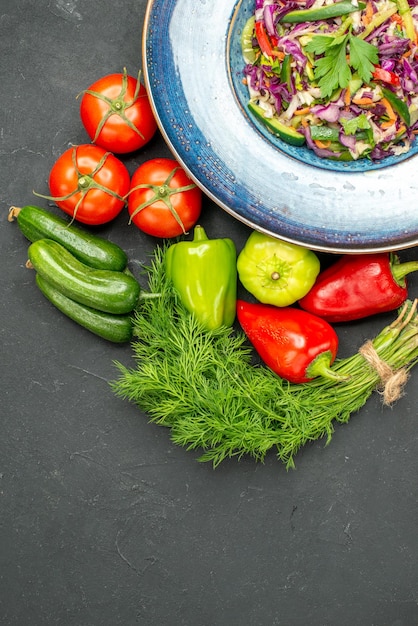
[165,225,237,330]
[237,231,320,307]
[381,87,411,126]
[280,0,366,24]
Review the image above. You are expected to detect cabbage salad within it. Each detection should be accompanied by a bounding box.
[242,0,418,161]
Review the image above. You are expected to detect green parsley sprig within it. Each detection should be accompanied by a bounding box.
[305,33,379,98]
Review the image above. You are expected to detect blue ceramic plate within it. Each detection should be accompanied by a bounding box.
[142,0,418,253]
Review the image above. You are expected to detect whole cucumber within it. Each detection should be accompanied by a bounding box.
[9,205,127,271]
[28,239,140,314]
[35,274,133,343]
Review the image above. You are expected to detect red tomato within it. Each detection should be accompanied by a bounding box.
[79,69,158,154]
[48,144,131,225]
[127,158,202,238]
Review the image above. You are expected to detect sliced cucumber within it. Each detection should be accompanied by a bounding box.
[241,16,256,64]
[248,101,306,147]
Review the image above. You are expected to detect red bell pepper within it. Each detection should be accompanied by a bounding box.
[372,66,401,87]
[236,300,344,383]
[298,253,418,323]
[255,20,279,58]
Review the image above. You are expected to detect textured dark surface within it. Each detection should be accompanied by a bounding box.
[1,1,418,625]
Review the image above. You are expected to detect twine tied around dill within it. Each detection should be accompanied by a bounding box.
[359,340,409,405]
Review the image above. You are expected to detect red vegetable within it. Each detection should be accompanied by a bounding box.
[372,65,400,87]
[299,253,418,323]
[255,21,280,58]
[127,158,202,238]
[40,144,131,226]
[236,300,343,383]
[79,69,157,154]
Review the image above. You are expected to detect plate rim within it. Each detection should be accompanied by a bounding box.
[142,0,418,254]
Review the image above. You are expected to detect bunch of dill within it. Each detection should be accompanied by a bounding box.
[112,246,418,468]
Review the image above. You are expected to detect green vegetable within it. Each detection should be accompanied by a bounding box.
[348,72,363,96]
[396,0,415,41]
[236,230,320,307]
[340,113,371,135]
[112,246,418,468]
[280,54,292,89]
[27,239,140,314]
[281,0,366,23]
[305,33,378,98]
[248,101,305,147]
[309,116,371,146]
[35,273,133,343]
[9,205,127,271]
[309,125,341,142]
[165,225,237,330]
[241,15,257,64]
[381,87,411,126]
[358,4,398,39]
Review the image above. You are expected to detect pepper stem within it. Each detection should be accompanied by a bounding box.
[391,257,418,285]
[306,351,350,382]
[193,225,208,242]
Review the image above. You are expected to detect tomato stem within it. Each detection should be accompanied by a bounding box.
[158,185,169,197]
[127,167,198,234]
[79,68,146,141]
[33,146,127,221]
[78,176,91,189]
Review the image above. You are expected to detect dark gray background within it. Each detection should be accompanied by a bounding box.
[1,1,418,624]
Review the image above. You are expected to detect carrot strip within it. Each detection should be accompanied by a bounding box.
[293,107,311,115]
[362,1,374,25]
[381,97,396,121]
[344,87,351,107]
[390,13,403,24]
[314,139,331,149]
[352,96,374,105]
[380,97,397,129]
